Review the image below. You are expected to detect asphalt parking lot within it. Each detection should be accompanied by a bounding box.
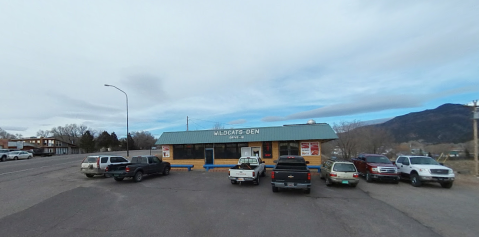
[0,153,478,237]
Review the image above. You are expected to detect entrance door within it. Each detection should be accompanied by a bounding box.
[252,147,261,158]
[205,148,214,164]
[241,147,252,157]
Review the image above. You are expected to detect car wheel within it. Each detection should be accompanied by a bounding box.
[261,170,266,177]
[351,183,357,188]
[440,182,453,189]
[319,172,324,180]
[304,188,311,194]
[163,167,170,176]
[326,178,333,186]
[366,171,373,183]
[411,173,422,187]
[254,176,260,185]
[392,179,399,184]
[272,186,279,192]
[28,156,31,159]
[114,177,124,182]
[85,174,94,178]
[103,174,111,178]
[1,156,5,162]
[134,171,143,182]
[231,180,237,184]
[14,156,19,160]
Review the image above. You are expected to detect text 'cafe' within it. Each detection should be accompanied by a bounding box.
[155,121,338,169]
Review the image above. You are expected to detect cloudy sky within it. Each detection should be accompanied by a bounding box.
[1,0,478,138]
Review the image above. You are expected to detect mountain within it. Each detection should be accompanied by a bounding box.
[376,103,474,144]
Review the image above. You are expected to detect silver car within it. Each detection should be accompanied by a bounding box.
[320,159,359,187]
[7,151,33,160]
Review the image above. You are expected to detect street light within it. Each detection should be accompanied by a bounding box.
[104,84,129,157]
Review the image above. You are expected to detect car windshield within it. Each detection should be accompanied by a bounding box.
[239,158,259,164]
[83,157,97,163]
[366,156,391,164]
[410,157,439,165]
[333,163,356,172]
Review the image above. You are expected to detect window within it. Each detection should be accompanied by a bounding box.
[174,144,205,159]
[279,141,299,156]
[101,157,108,163]
[396,157,404,164]
[215,143,248,159]
[263,142,273,159]
[148,156,159,163]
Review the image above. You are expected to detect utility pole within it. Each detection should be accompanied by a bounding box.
[187,116,189,131]
[473,100,478,177]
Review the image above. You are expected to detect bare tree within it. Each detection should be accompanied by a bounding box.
[213,122,224,130]
[36,129,52,138]
[357,126,394,154]
[50,124,94,144]
[131,131,156,150]
[333,120,363,160]
[0,127,17,139]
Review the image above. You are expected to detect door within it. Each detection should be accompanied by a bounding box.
[252,147,261,158]
[205,148,214,165]
[241,147,252,157]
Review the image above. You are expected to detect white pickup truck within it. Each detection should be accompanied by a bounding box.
[228,157,266,185]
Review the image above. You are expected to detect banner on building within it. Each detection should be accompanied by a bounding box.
[162,145,170,158]
[301,142,320,156]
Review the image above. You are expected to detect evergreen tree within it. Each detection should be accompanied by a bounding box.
[96,131,111,149]
[79,131,96,153]
[110,132,120,151]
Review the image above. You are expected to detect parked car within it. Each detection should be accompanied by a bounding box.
[28,148,54,157]
[0,149,10,162]
[271,155,311,194]
[352,154,399,183]
[320,159,359,187]
[105,156,171,182]
[394,155,455,188]
[80,155,129,178]
[228,156,266,185]
[7,151,33,160]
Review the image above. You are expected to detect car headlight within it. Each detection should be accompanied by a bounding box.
[419,168,430,173]
[371,168,378,172]
[449,169,454,174]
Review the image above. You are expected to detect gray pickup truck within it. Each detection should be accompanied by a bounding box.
[0,149,10,162]
[105,156,171,182]
[271,155,311,194]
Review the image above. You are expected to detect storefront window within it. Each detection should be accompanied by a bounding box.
[279,141,299,156]
[215,143,248,159]
[174,144,204,159]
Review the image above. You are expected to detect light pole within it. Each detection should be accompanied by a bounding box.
[465,100,478,176]
[104,84,129,157]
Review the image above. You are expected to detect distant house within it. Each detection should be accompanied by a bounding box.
[10,137,80,155]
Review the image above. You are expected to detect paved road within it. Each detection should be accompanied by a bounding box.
[0,152,477,237]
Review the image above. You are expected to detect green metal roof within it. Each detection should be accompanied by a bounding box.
[156,123,338,145]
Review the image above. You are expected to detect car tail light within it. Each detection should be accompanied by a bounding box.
[228,171,230,176]
[126,166,130,172]
[271,171,275,179]
[330,173,337,177]
[353,173,359,178]
[307,173,311,180]
[253,172,255,177]
[105,166,109,172]
[96,158,99,167]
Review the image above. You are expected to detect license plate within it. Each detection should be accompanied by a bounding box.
[287,182,295,187]
[342,180,349,184]
[114,174,119,177]
[237,178,244,181]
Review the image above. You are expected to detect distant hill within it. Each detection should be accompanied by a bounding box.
[376,103,474,144]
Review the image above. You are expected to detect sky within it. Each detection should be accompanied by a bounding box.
[1,0,478,139]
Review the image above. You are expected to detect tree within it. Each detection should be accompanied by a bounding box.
[36,129,52,138]
[213,122,224,130]
[79,131,96,153]
[333,120,363,160]
[356,126,394,154]
[0,127,17,139]
[96,131,111,149]
[120,134,136,150]
[131,131,156,150]
[110,132,120,150]
[50,124,93,145]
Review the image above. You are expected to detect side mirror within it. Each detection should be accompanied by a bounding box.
[439,163,444,166]
[306,161,310,164]
[391,161,396,165]
[273,160,278,163]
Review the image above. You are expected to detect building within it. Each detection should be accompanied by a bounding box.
[10,137,80,155]
[155,122,338,169]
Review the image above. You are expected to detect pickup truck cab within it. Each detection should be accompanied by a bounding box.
[228,157,266,185]
[271,155,311,194]
[352,154,399,183]
[105,156,171,182]
[395,155,454,188]
[0,149,9,162]
[81,155,129,178]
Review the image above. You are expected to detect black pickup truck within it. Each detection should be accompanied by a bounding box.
[105,156,171,182]
[271,155,311,194]
[29,148,54,157]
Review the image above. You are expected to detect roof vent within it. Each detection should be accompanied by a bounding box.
[307,119,316,124]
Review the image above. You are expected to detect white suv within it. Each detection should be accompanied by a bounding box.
[395,156,455,188]
[81,155,129,178]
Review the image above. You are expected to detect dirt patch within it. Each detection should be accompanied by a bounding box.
[443,160,479,184]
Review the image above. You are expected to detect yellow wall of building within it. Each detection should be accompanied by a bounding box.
[159,140,324,170]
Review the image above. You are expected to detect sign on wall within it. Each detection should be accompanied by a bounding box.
[301,142,320,156]
[263,141,272,158]
[162,145,170,158]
